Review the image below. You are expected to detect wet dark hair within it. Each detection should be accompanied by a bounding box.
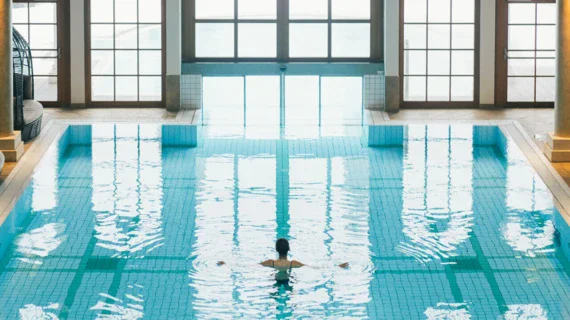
[276,238,290,257]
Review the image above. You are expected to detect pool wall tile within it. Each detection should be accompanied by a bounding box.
[162,125,198,147]
[473,126,498,146]
[68,125,93,146]
[368,125,405,147]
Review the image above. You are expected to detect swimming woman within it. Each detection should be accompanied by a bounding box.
[217,238,349,270]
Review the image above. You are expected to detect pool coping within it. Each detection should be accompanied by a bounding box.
[0,118,569,233]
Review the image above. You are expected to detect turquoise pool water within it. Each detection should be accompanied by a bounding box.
[0,124,569,319]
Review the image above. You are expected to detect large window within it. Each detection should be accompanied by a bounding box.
[88,0,164,106]
[496,0,555,107]
[401,0,478,107]
[186,0,382,62]
[13,1,68,106]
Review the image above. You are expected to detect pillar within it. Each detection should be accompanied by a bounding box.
[479,0,496,108]
[0,0,23,162]
[544,0,570,161]
[70,0,85,107]
[166,0,182,111]
[384,0,400,113]
[0,0,14,137]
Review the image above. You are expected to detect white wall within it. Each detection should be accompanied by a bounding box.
[480,0,496,105]
[70,0,85,104]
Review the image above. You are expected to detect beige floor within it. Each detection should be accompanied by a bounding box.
[3,107,570,185]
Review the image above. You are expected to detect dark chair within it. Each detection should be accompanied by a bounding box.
[13,28,42,142]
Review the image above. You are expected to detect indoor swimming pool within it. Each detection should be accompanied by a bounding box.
[0,124,569,319]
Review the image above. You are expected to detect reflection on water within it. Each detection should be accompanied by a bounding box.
[1,124,570,319]
[91,125,164,258]
[18,303,60,320]
[399,125,474,263]
[424,303,471,319]
[15,223,66,265]
[90,284,145,319]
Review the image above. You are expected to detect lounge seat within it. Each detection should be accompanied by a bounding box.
[14,75,43,142]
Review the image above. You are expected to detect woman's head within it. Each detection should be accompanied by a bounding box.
[276,238,290,257]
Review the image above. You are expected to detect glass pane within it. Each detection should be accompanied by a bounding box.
[508,51,535,58]
[404,0,426,23]
[428,25,450,49]
[196,23,234,57]
[92,51,114,75]
[238,23,277,58]
[139,51,162,75]
[139,24,162,49]
[428,51,450,75]
[139,77,162,101]
[14,25,29,43]
[509,4,536,24]
[116,24,138,49]
[139,0,162,23]
[321,77,363,125]
[245,76,280,126]
[332,23,370,58]
[508,59,535,76]
[289,23,328,58]
[91,25,114,49]
[509,26,536,50]
[404,50,427,75]
[451,51,474,75]
[537,26,556,50]
[536,77,555,102]
[116,76,138,101]
[30,3,56,23]
[404,24,427,49]
[451,77,473,101]
[285,76,319,125]
[428,0,450,23]
[452,0,474,23]
[116,51,138,75]
[13,3,28,24]
[238,0,277,19]
[92,76,115,101]
[404,76,426,101]
[452,25,474,49]
[536,59,555,76]
[203,77,244,125]
[508,77,534,102]
[537,51,555,58]
[33,58,57,76]
[332,0,370,20]
[115,0,137,23]
[290,0,327,19]
[32,50,58,58]
[30,25,57,49]
[92,0,114,23]
[34,77,57,101]
[428,76,450,101]
[537,4,556,24]
[196,0,234,19]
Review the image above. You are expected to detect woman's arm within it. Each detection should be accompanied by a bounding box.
[338,263,349,269]
[260,259,274,267]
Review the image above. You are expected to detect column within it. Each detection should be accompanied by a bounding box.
[384,0,400,112]
[70,0,85,107]
[0,0,23,162]
[166,0,182,111]
[544,0,570,161]
[479,0,496,108]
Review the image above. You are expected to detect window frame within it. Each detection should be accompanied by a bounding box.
[183,0,383,63]
[13,0,70,108]
[399,0,481,108]
[85,0,167,108]
[495,0,556,108]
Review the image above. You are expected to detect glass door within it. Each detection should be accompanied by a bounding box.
[87,0,164,107]
[13,0,69,107]
[496,0,556,107]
